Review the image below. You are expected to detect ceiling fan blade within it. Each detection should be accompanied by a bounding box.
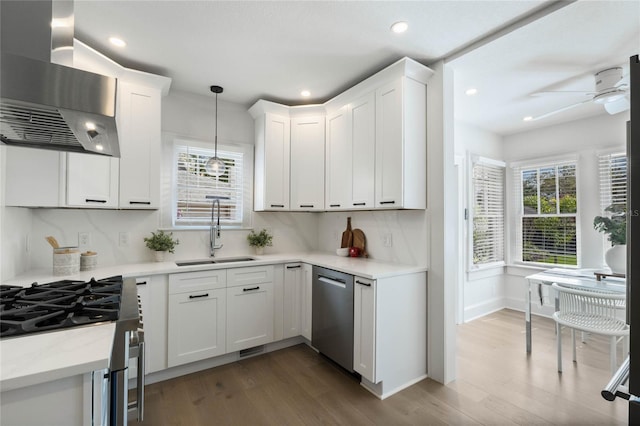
[604,96,630,114]
[530,99,593,121]
[530,91,594,97]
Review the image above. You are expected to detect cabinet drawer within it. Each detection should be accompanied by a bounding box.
[169,270,227,294]
[227,266,274,288]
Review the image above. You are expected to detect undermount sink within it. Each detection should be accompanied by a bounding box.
[175,257,255,267]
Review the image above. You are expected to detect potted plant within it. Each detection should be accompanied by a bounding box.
[247,228,273,255]
[144,230,179,262]
[594,204,626,274]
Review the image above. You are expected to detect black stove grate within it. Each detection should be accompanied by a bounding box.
[0,276,123,338]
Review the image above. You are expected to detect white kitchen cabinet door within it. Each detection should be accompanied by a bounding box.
[66,153,119,208]
[290,116,325,211]
[168,288,226,367]
[301,263,313,341]
[255,113,290,211]
[350,93,376,209]
[117,82,161,209]
[226,281,274,352]
[375,77,426,209]
[325,106,351,210]
[4,146,63,207]
[283,263,302,339]
[133,275,168,374]
[353,276,376,383]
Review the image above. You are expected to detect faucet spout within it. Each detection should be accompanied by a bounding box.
[207,195,229,257]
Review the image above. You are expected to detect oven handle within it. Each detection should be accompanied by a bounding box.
[127,331,145,422]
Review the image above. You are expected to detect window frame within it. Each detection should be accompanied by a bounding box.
[598,149,628,256]
[468,155,506,271]
[511,157,580,268]
[170,137,253,230]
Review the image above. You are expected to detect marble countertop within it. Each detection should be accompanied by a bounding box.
[1,252,427,392]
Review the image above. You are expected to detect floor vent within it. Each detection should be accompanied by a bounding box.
[239,345,265,358]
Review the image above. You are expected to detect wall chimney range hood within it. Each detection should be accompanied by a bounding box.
[0,0,120,157]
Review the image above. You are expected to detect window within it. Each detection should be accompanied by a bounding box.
[599,151,627,210]
[173,141,252,228]
[515,161,578,266]
[471,158,505,267]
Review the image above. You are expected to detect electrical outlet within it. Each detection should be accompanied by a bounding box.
[119,232,130,247]
[382,233,393,247]
[78,232,90,247]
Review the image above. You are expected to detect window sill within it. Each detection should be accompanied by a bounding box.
[160,226,253,232]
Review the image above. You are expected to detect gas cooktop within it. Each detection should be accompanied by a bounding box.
[0,276,123,338]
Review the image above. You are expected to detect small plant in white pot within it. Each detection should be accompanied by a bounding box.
[144,230,179,262]
[247,229,273,255]
[594,204,627,274]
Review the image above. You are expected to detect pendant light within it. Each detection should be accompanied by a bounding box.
[205,85,226,176]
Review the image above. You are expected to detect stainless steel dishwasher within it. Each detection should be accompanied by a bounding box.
[312,266,354,372]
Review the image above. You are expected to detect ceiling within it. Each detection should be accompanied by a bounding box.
[73,1,640,136]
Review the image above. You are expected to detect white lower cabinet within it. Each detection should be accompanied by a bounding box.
[167,270,226,367]
[283,263,303,339]
[226,266,275,352]
[301,263,313,340]
[353,276,376,382]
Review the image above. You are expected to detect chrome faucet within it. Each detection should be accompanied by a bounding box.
[207,196,226,257]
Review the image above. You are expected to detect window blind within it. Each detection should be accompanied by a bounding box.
[174,144,244,226]
[472,161,505,266]
[598,151,627,210]
[513,161,578,266]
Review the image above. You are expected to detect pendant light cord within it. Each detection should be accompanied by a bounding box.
[214,90,218,157]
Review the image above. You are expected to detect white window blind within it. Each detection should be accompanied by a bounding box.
[174,144,245,227]
[513,161,578,266]
[472,161,505,266]
[598,151,627,210]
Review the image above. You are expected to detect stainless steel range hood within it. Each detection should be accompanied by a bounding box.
[0,0,120,157]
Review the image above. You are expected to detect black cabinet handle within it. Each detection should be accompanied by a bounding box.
[356,280,371,287]
[189,293,209,299]
[270,204,285,208]
[243,286,260,292]
[300,204,314,208]
[136,281,147,286]
[379,201,396,205]
[85,199,107,203]
[330,204,340,208]
[353,202,366,206]
[129,201,151,205]
[286,265,301,269]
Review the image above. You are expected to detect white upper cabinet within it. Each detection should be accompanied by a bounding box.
[375,77,426,209]
[117,82,161,209]
[253,110,291,211]
[4,147,63,207]
[250,57,431,212]
[290,115,325,211]
[66,153,119,208]
[325,93,375,210]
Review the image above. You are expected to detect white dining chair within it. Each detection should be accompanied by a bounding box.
[552,283,629,374]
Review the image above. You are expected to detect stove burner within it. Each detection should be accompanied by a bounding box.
[0,276,123,338]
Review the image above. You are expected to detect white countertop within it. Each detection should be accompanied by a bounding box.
[1,252,427,391]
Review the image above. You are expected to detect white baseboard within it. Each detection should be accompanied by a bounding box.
[464,297,505,322]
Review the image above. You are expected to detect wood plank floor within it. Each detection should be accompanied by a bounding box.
[133,309,627,425]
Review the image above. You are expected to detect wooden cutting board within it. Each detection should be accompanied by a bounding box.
[352,229,367,257]
[340,217,353,248]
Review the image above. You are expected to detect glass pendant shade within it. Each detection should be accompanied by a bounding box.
[207,85,226,176]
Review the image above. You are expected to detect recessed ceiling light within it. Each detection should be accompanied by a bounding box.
[523,116,533,122]
[109,37,126,48]
[301,90,311,97]
[391,21,408,34]
[465,88,478,96]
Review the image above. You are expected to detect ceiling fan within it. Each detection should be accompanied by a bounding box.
[530,67,630,121]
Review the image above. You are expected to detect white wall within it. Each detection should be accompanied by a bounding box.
[455,121,506,322]
[502,112,629,315]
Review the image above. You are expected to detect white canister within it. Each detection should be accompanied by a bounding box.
[53,247,80,276]
[80,252,98,271]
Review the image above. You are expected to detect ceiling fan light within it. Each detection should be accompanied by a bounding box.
[594,89,627,105]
